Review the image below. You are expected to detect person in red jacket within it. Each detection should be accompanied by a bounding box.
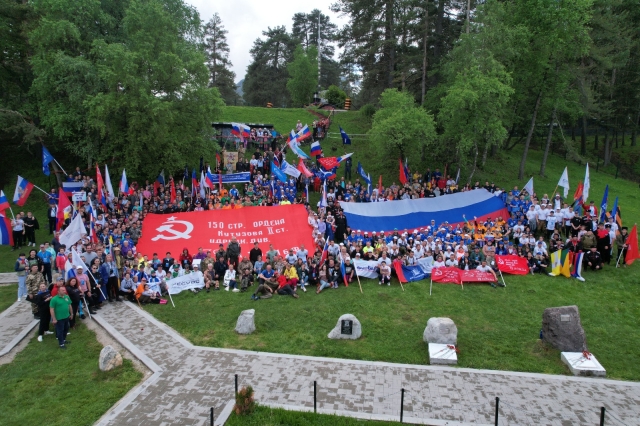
[179,248,193,269]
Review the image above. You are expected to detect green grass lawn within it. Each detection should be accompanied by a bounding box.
[0,285,18,312]
[146,261,640,381]
[220,106,322,135]
[226,404,404,426]
[0,320,142,426]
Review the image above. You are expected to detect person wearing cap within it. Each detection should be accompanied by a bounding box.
[615,227,629,267]
[585,245,603,271]
[595,222,612,264]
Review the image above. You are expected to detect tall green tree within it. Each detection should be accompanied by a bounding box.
[287,45,318,106]
[86,0,223,179]
[203,13,237,104]
[368,89,436,170]
[243,26,296,107]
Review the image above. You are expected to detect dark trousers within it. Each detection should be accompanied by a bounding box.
[12,230,23,248]
[277,285,295,296]
[38,309,51,336]
[25,229,36,245]
[55,317,70,346]
[107,276,119,301]
[42,264,52,284]
[118,290,135,301]
[69,301,79,327]
[49,217,56,234]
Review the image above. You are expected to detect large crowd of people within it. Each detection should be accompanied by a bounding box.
[10,119,632,349]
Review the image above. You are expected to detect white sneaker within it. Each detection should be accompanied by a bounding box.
[37,335,43,342]
[387,283,390,286]
[379,281,382,285]
[17,298,21,302]
[232,288,240,292]
[302,286,307,292]
[66,332,70,335]
[44,331,54,335]
[225,286,229,291]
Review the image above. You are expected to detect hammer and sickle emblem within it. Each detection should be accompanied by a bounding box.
[151,217,194,241]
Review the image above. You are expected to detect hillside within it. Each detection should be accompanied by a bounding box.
[219,106,321,135]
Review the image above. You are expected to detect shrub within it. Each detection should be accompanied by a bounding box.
[325,85,347,107]
[234,385,255,415]
[359,103,376,121]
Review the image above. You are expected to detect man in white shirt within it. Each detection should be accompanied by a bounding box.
[476,260,500,286]
[546,211,558,239]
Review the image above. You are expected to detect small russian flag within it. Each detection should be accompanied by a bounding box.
[13,175,34,206]
[0,190,9,212]
[310,141,322,157]
[297,125,311,141]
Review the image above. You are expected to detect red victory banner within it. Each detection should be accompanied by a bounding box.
[431,267,462,285]
[136,205,315,259]
[496,255,529,275]
[459,270,496,283]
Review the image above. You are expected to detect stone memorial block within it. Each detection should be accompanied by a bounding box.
[328,314,362,340]
[561,352,606,377]
[99,345,123,371]
[542,305,587,352]
[428,343,458,365]
[423,317,457,345]
[235,309,256,335]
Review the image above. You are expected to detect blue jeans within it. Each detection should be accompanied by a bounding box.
[18,276,27,299]
[55,317,70,346]
[318,280,331,292]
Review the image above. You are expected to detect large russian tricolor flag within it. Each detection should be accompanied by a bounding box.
[13,175,34,206]
[297,124,311,141]
[231,122,250,138]
[339,189,509,232]
[62,181,84,196]
[0,213,13,246]
[310,141,322,157]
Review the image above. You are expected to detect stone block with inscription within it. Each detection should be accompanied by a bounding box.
[423,317,457,345]
[542,305,587,352]
[328,314,362,340]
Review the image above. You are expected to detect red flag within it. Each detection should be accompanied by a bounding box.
[573,181,583,201]
[95,164,105,207]
[56,190,72,231]
[399,158,408,184]
[496,255,529,275]
[431,267,462,285]
[393,259,408,283]
[297,158,314,178]
[318,156,340,170]
[625,224,640,266]
[170,179,176,203]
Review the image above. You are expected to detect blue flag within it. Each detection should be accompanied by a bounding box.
[340,126,351,145]
[599,184,609,223]
[271,161,287,183]
[357,162,371,184]
[42,146,55,176]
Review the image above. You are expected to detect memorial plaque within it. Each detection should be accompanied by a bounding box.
[561,315,571,322]
[341,319,353,335]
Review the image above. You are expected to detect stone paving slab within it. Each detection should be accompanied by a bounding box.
[0,273,18,285]
[93,302,640,426]
[0,300,38,357]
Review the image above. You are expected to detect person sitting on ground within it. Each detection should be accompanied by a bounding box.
[379,261,391,286]
[213,256,227,290]
[224,264,239,292]
[343,258,354,284]
[276,271,299,298]
[316,263,331,294]
[139,283,161,304]
[251,264,278,299]
[119,272,136,301]
[283,263,299,290]
[585,246,603,271]
[476,259,501,287]
[204,263,216,292]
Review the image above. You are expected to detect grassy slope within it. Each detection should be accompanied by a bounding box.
[0,282,142,426]
[227,405,403,426]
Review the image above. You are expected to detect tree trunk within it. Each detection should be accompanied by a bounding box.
[621,126,625,146]
[540,109,556,177]
[420,0,429,105]
[603,129,610,166]
[614,129,618,148]
[468,141,479,183]
[481,142,489,167]
[594,126,598,151]
[430,0,445,87]
[466,0,471,34]
[518,91,542,180]
[385,0,395,88]
[632,105,640,147]
[571,126,576,142]
[580,115,587,155]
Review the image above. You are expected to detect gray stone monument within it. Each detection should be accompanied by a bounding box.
[423,317,457,345]
[541,305,587,352]
[99,345,123,371]
[328,314,362,340]
[235,309,256,335]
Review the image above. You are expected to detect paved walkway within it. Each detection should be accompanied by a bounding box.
[0,272,18,286]
[0,300,38,357]
[90,302,640,426]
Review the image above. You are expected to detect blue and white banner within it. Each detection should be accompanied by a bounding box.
[206,172,251,184]
[166,272,205,295]
[353,259,379,279]
[339,189,509,232]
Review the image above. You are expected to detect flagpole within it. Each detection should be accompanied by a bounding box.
[8,206,15,220]
[499,270,507,287]
[32,183,51,197]
[354,269,363,294]
[429,278,432,296]
[616,247,625,268]
[53,159,68,176]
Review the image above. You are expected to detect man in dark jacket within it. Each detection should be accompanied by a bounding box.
[227,237,241,267]
[585,246,603,271]
[34,283,53,341]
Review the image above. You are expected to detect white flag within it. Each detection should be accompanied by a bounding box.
[281,160,301,178]
[557,167,570,198]
[199,170,207,198]
[166,272,205,295]
[104,164,115,201]
[523,177,534,196]
[583,163,590,201]
[59,214,87,247]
